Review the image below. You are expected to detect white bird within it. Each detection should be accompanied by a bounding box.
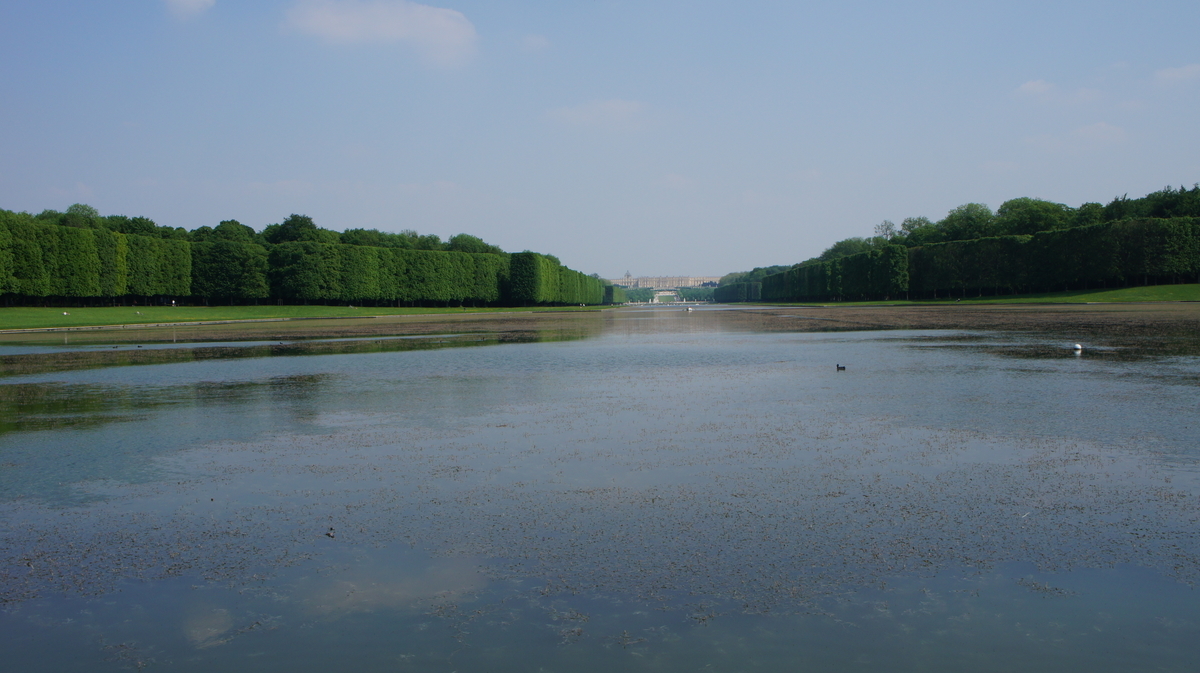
[1073,343,1083,351]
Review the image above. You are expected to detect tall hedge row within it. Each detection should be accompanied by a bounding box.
[756,217,1200,303]
[907,217,1200,297]
[192,241,269,301]
[714,282,761,303]
[0,216,186,299]
[0,215,603,306]
[603,285,627,304]
[761,244,909,302]
[266,243,522,305]
[508,252,605,305]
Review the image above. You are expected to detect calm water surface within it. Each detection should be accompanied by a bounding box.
[2,306,1199,671]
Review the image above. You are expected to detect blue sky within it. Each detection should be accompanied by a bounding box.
[2,1,1198,277]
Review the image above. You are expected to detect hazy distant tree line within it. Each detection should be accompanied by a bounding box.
[0,207,609,307]
[724,185,1200,302]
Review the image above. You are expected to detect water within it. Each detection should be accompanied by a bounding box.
[2,306,1199,671]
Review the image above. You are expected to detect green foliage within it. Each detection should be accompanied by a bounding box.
[269,242,343,301]
[469,252,510,304]
[819,237,881,261]
[508,252,546,304]
[904,218,1200,298]
[339,244,382,301]
[604,285,627,304]
[719,265,790,286]
[95,229,129,297]
[4,215,52,296]
[897,216,938,246]
[447,233,503,254]
[1,214,104,297]
[213,220,256,244]
[104,215,159,237]
[0,215,14,294]
[624,288,656,303]
[263,214,341,245]
[762,243,909,302]
[938,203,996,242]
[994,197,1073,235]
[677,287,714,301]
[51,226,101,296]
[1103,185,1200,221]
[714,282,761,303]
[192,241,269,300]
[0,206,576,307]
[125,235,159,296]
[63,203,100,229]
[507,252,605,305]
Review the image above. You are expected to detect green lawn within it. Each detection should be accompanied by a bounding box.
[765,283,1200,307]
[0,304,605,331]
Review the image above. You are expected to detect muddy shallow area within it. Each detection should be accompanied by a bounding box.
[2,304,1199,671]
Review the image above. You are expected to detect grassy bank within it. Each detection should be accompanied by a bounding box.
[0,304,605,331]
[767,283,1200,307]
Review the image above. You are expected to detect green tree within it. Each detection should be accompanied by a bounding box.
[63,203,100,229]
[994,197,1073,235]
[342,228,391,248]
[269,242,342,301]
[192,241,268,301]
[447,233,503,254]
[189,226,215,243]
[1073,202,1104,228]
[95,228,129,297]
[0,214,15,293]
[213,219,256,243]
[938,203,996,241]
[820,237,877,261]
[263,214,341,245]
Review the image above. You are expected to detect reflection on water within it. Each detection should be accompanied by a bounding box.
[2,306,1199,671]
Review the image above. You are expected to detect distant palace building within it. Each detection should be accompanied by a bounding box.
[608,273,721,289]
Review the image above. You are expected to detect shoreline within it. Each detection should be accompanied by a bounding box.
[2,302,1198,346]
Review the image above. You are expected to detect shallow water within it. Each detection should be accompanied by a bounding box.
[2,306,1199,671]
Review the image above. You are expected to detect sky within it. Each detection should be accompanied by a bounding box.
[1,1,1198,278]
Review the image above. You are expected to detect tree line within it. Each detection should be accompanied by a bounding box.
[728,185,1200,302]
[0,206,609,307]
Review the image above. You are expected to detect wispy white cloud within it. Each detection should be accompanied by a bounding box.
[1155,63,1200,85]
[547,99,645,130]
[285,0,477,68]
[164,0,215,18]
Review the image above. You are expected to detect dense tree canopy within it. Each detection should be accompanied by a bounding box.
[726,184,1200,304]
[0,206,595,307]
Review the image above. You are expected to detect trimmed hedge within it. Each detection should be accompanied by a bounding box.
[715,282,761,303]
[192,241,269,301]
[509,252,605,305]
[761,244,909,302]
[762,218,1200,302]
[907,218,1200,297]
[0,212,600,306]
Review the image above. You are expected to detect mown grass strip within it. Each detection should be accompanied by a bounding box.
[0,304,606,331]
[761,283,1200,306]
